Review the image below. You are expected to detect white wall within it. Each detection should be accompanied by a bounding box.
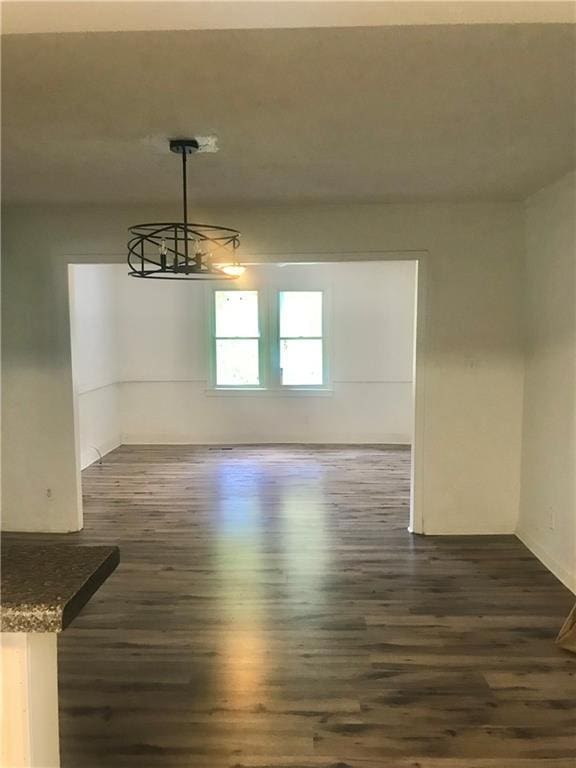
[118,261,416,444]
[2,202,524,534]
[517,171,576,592]
[69,264,121,469]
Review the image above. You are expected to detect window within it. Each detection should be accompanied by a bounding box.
[212,288,326,391]
[279,291,323,385]
[214,291,260,386]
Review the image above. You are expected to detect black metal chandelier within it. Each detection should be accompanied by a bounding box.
[127,138,244,280]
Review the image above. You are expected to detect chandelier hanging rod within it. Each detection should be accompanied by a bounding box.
[177,139,190,263]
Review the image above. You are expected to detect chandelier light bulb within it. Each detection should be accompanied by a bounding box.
[219,263,246,277]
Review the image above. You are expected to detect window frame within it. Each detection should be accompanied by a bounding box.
[274,289,329,390]
[209,286,266,390]
[208,285,331,394]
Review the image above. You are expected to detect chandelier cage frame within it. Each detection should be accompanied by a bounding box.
[127,139,242,280]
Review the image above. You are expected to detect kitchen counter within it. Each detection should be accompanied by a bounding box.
[1,542,120,767]
[1,543,120,633]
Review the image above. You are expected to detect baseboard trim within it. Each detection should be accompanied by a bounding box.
[81,438,122,470]
[516,527,576,594]
[423,526,516,536]
[120,436,412,447]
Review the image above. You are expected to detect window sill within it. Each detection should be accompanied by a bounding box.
[206,387,334,397]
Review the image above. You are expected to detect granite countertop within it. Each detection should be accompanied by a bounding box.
[1,543,120,633]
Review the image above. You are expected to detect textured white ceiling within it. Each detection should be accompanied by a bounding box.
[2,23,575,204]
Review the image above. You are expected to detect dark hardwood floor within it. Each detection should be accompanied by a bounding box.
[8,445,576,767]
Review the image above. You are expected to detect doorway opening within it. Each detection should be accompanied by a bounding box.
[68,255,424,533]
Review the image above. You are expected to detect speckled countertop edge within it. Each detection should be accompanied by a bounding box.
[1,544,120,633]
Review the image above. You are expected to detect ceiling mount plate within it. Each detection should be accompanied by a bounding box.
[169,138,200,155]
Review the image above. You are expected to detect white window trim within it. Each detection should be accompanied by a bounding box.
[207,285,332,395]
[209,287,264,389]
[274,289,330,390]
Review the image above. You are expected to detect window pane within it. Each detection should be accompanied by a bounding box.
[215,291,259,338]
[280,339,323,385]
[279,292,322,337]
[216,340,259,386]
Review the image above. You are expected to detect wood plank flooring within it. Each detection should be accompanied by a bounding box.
[5,445,576,767]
